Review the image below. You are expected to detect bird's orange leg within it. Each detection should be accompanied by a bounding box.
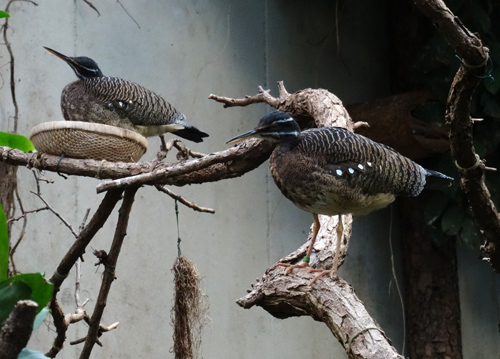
[276,213,320,274]
[308,214,343,285]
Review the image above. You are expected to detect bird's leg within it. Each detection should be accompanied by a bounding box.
[308,214,343,285]
[159,135,167,152]
[276,213,320,274]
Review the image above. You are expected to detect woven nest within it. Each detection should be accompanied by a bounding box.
[29,121,148,162]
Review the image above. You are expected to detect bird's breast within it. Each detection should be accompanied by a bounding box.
[269,144,399,216]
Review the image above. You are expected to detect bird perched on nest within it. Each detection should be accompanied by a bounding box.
[44,47,208,143]
[226,111,452,284]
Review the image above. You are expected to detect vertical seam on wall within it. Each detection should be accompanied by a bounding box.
[263,0,271,269]
[73,0,78,56]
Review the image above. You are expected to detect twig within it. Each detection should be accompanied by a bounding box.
[208,85,279,108]
[173,141,206,159]
[49,189,124,292]
[82,0,100,15]
[79,208,91,234]
[116,0,140,29]
[30,190,78,238]
[79,187,139,359]
[155,185,215,213]
[1,0,38,133]
[8,188,29,274]
[70,321,118,347]
[7,206,49,223]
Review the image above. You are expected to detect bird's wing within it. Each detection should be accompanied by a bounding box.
[84,77,183,126]
[299,127,426,197]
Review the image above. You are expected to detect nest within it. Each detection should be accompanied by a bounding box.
[171,256,210,359]
[29,121,148,162]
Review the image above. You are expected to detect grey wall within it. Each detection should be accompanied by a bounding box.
[1,1,498,358]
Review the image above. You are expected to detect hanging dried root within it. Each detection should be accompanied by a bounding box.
[171,256,210,359]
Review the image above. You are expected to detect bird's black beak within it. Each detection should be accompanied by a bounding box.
[44,47,77,67]
[226,128,259,145]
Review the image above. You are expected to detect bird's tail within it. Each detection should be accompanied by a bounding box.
[424,169,453,190]
[172,124,209,143]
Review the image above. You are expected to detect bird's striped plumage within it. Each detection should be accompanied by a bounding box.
[226,111,452,282]
[45,47,208,142]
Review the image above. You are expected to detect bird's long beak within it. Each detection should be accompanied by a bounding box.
[226,129,258,145]
[44,47,75,66]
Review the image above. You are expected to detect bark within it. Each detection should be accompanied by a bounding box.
[0,300,37,359]
[238,215,404,359]
[400,196,462,359]
[414,0,500,273]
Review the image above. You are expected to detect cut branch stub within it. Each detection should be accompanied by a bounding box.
[210,81,354,131]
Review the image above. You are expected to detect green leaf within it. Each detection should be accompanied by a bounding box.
[460,216,482,247]
[424,192,450,225]
[0,204,7,281]
[33,308,50,332]
[0,10,10,19]
[0,280,32,324]
[1,273,53,314]
[18,349,50,359]
[0,132,35,152]
[441,205,466,236]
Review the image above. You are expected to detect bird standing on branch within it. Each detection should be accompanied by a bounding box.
[227,111,452,284]
[44,47,209,143]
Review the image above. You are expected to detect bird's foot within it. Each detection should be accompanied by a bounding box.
[308,267,338,286]
[276,256,311,274]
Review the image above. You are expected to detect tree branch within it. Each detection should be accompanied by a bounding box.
[79,187,138,359]
[0,300,38,359]
[412,0,500,270]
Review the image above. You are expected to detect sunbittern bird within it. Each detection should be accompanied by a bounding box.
[44,47,209,143]
[226,111,452,284]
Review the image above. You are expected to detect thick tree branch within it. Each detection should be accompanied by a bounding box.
[413,0,500,270]
[0,139,274,191]
[237,215,403,359]
[209,83,404,358]
[0,300,37,359]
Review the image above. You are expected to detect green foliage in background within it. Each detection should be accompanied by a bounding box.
[0,132,35,152]
[411,0,500,247]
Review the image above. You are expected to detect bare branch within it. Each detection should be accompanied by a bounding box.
[413,0,500,270]
[82,0,100,15]
[30,190,78,238]
[79,187,138,359]
[208,86,279,108]
[49,189,124,292]
[155,185,215,213]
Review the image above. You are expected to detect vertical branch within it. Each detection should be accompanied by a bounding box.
[412,0,500,269]
[79,186,139,359]
[1,0,39,132]
[49,189,124,292]
[46,189,123,358]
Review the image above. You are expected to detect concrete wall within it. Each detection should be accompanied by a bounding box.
[1,1,498,358]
